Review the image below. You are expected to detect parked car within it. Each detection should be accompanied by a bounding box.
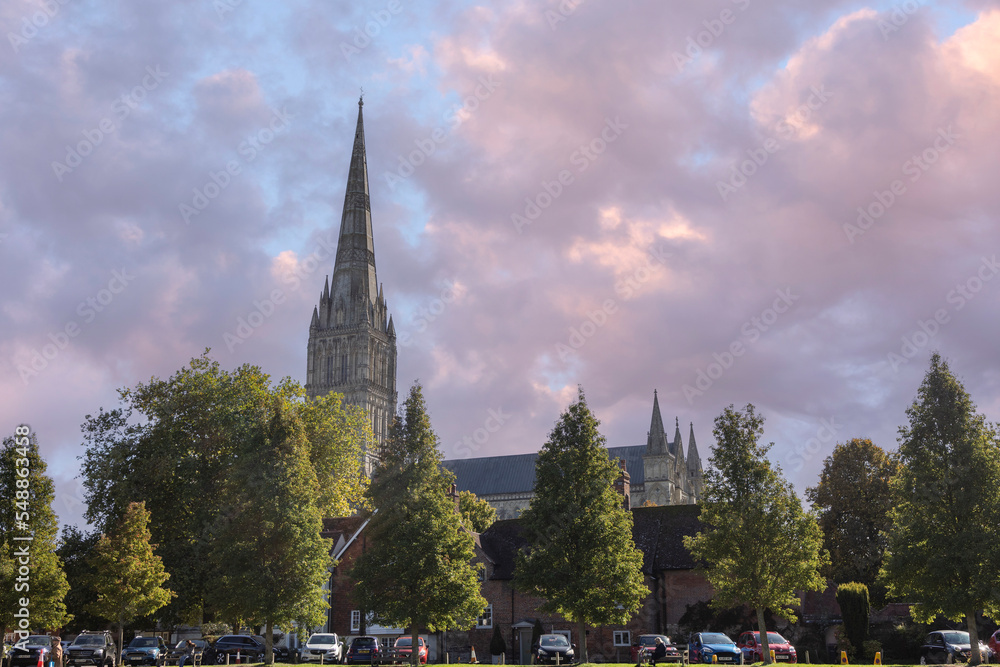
[299,635,342,664]
[67,631,118,667]
[206,636,264,665]
[737,631,797,663]
[383,637,427,665]
[920,631,991,665]
[533,634,575,665]
[345,637,380,665]
[163,640,206,667]
[988,630,1000,663]
[122,637,168,667]
[10,636,61,667]
[688,633,741,664]
[630,635,681,664]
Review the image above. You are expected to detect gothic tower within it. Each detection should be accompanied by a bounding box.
[306,98,397,469]
[640,390,700,506]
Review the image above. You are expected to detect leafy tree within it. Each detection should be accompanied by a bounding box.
[86,501,174,652]
[836,583,870,659]
[490,625,507,657]
[0,428,71,632]
[806,439,897,605]
[881,353,1000,665]
[210,401,333,663]
[515,388,648,664]
[459,490,496,533]
[352,383,486,666]
[684,404,827,665]
[57,525,102,633]
[79,352,369,625]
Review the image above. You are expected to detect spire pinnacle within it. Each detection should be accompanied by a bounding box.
[646,390,669,455]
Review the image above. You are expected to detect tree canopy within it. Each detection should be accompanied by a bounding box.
[881,353,1000,665]
[684,404,827,665]
[458,490,496,533]
[351,382,486,665]
[515,388,648,664]
[806,438,897,605]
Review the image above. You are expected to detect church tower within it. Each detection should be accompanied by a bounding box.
[306,98,397,468]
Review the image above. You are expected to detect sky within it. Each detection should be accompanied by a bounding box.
[2,0,999,529]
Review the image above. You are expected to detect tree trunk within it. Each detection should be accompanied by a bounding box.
[265,619,274,665]
[756,608,771,665]
[118,617,124,667]
[577,621,587,665]
[967,609,981,666]
[410,629,419,667]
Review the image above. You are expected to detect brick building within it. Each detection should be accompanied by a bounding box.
[323,504,714,663]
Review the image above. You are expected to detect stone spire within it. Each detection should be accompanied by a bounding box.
[687,421,703,501]
[672,416,683,456]
[646,390,669,455]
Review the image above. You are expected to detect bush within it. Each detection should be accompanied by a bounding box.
[862,639,882,661]
[490,626,506,656]
[836,583,870,655]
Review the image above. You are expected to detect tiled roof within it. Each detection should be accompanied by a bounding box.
[443,445,647,496]
[478,504,703,579]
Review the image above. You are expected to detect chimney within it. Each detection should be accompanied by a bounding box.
[614,458,631,511]
[449,482,460,512]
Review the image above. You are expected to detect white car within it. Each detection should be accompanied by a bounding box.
[299,635,342,664]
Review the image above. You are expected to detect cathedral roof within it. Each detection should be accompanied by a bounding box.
[442,445,647,496]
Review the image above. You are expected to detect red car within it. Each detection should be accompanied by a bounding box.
[630,635,681,664]
[988,629,1000,662]
[737,631,797,663]
[390,637,428,664]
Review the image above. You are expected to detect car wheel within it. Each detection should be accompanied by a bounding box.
[920,658,927,665]
[216,655,227,665]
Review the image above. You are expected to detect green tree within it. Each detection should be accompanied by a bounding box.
[210,401,334,663]
[806,439,897,605]
[0,427,71,632]
[79,352,369,625]
[881,353,1000,665]
[352,383,486,666]
[459,490,496,533]
[515,388,648,664]
[836,583,870,659]
[86,501,174,652]
[684,405,827,665]
[57,525,102,633]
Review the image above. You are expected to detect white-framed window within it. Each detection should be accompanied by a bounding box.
[350,610,361,632]
[381,638,393,649]
[614,631,631,647]
[476,604,493,629]
[477,566,485,582]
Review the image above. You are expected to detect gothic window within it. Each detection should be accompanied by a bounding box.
[341,354,348,383]
[326,356,333,385]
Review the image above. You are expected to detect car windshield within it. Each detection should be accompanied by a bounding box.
[353,639,376,648]
[701,634,733,645]
[942,632,970,645]
[173,641,202,649]
[130,639,159,648]
[641,637,668,646]
[74,637,106,646]
[540,636,569,648]
[20,637,51,646]
[752,633,787,644]
[395,638,423,647]
[309,636,337,645]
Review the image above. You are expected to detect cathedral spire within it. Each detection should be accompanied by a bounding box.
[673,416,683,456]
[646,390,669,455]
[687,422,702,473]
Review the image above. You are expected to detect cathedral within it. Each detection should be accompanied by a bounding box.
[307,100,703,510]
[305,98,397,472]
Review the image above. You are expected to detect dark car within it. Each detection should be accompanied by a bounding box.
[163,640,206,667]
[533,634,574,665]
[67,631,118,667]
[631,635,681,664]
[207,636,264,665]
[737,631,797,663]
[920,630,990,664]
[10,636,61,667]
[123,637,168,667]
[688,633,740,664]
[345,637,380,665]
